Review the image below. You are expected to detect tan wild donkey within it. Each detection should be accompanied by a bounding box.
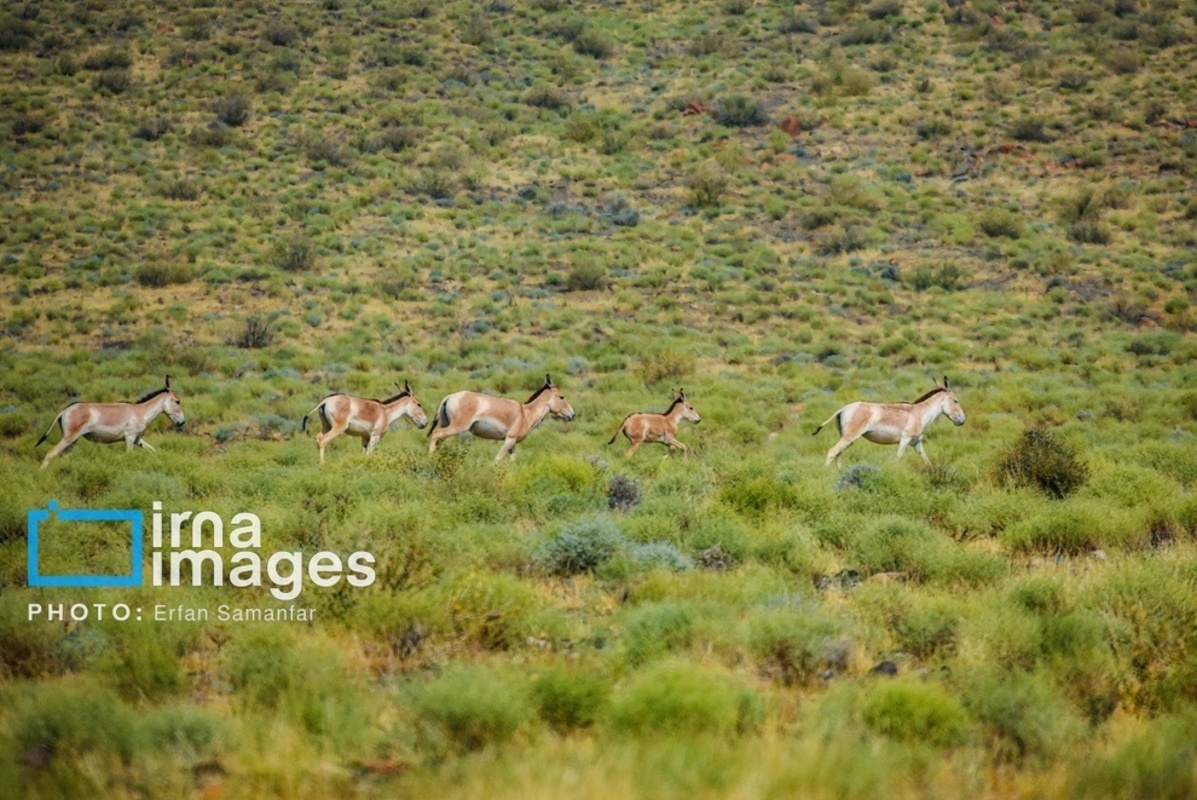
[812,377,965,467]
[427,374,575,461]
[36,376,186,469]
[301,381,428,464]
[608,389,702,457]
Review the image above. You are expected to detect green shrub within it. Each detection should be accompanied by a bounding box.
[534,515,624,576]
[565,259,608,291]
[622,602,696,666]
[996,428,1089,499]
[608,661,762,737]
[1071,709,1197,799]
[95,69,132,95]
[522,85,570,110]
[272,237,316,272]
[978,209,1025,239]
[531,667,611,732]
[748,608,844,686]
[635,349,695,386]
[718,474,798,516]
[234,315,276,349]
[15,681,140,764]
[713,95,769,128]
[1002,501,1137,556]
[573,29,614,59]
[892,599,959,660]
[410,665,530,752]
[960,668,1082,763]
[860,679,970,747]
[145,703,229,758]
[211,93,250,127]
[686,167,727,208]
[1010,117,1051,142]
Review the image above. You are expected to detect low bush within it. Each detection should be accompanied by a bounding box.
[15,681,140,765]
[996,428,1089,499]
[212,93,250,127]
[860,679,970,747]
[608,661,762,737]
[621,602,696,666]
[410,664,530,752]
[960,668,1082,763]
[234,315,276,349]
[748,607,844,686]
[531,667,611,732]
[713,95,769,128]
[534,515,623,576]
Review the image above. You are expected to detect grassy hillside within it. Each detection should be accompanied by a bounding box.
[2,0,1197,797]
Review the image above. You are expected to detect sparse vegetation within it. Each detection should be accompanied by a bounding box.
[3,0,1196,796]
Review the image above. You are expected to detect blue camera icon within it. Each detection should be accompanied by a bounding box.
[27,501,144,588]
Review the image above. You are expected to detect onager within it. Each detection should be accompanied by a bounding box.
[427,374,575,461]
[608,389,701,458]
[812,377,965,467]
[36,376,185,469]
[301,380,427,464]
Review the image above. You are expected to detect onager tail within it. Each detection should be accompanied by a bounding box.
[427,399,449,437]
[35,412,64,448]
[811,410,841,437]
[301,403,323,434]
[607,417,630,445]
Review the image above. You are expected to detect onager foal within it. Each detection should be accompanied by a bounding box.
[427,375,575,461]
[301,380,428,464]
[608,389,701,458]
[812,377,965,467]
[36,376,186,469]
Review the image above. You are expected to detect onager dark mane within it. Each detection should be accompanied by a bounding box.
[378,390,412,404]
[905,387,946,405]
[524,383,552,404]
[136,387,170,404]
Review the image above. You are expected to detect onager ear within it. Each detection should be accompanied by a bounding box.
[165,375,173,391]
[404,379,412,394]
[943,376,951,390]
[545,373,554,387]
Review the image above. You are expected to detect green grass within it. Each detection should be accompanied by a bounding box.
[2,0,1197,796]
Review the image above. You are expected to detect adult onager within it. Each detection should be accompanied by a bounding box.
[608,389,701,458]
[36,376,186,469]
[812,378,965,467]
[301,380,428,464]
[427,374,575,462]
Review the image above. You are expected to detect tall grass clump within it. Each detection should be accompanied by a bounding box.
[531,666,611,732]
[608,661,762,737]
[15,681,140,766]
[1071,710,1197,799]
[409,664,531,753]
[859,679,970,747]
[713,94,769,128]
[960,668,1082,763]
[748,607,846,686]
[621,602,697,666]
[996,428,1089,499]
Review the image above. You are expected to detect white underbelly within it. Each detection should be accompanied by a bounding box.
[470,419,509,440]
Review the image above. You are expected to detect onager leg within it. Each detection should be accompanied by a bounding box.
[316,422,348,464]
[41,435,79,469]
[135,437,155,452]
[496,437,519,461]
[823,435,858,467]
[663,436,688,458]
